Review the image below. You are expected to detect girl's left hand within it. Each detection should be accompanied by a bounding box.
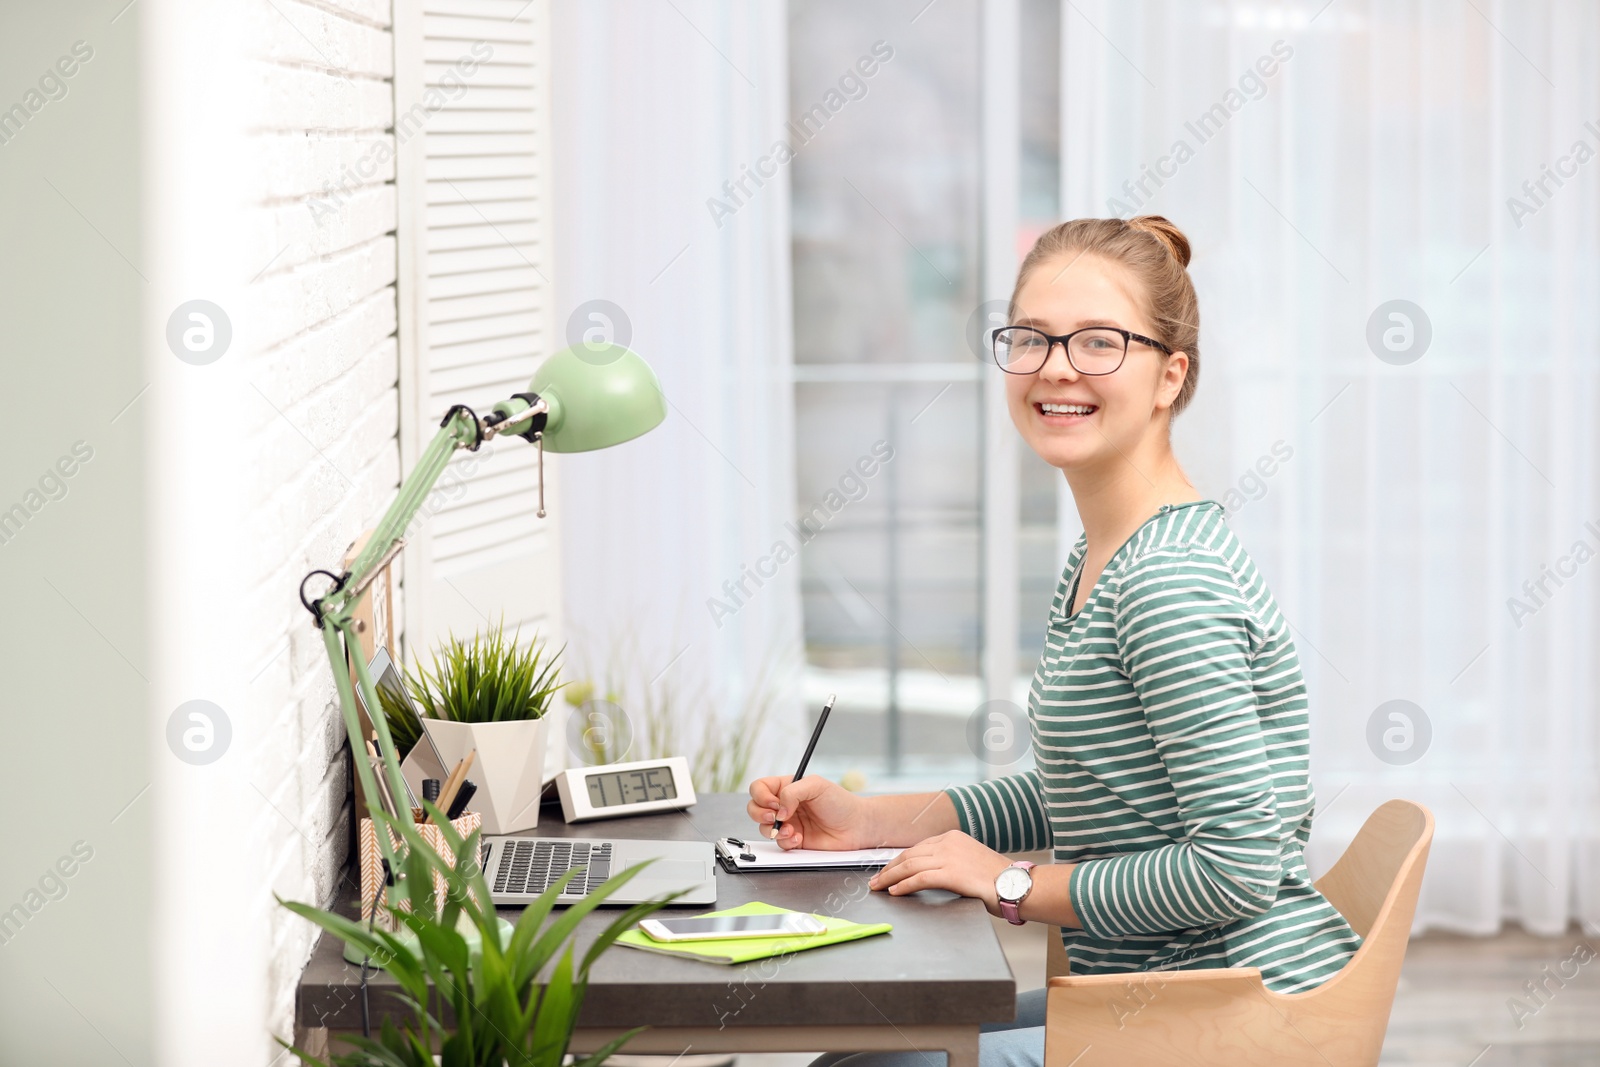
[868,830,1013,915]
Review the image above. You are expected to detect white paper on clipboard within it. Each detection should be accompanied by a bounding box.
[715,837,902,871]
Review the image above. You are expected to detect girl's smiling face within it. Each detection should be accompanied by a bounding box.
[1004,252,1190,472]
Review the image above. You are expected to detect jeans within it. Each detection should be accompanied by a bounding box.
[804,986,1047,1067]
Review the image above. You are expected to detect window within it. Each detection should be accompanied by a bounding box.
[790,0,1063,789]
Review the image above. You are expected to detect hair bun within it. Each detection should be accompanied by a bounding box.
[1127,215,1191,268]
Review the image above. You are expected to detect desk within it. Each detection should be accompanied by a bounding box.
[296,794,1017,1066]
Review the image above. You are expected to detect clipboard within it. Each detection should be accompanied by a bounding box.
[715,837,901,872]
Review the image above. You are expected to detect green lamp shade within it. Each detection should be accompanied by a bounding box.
[530,343,667,453]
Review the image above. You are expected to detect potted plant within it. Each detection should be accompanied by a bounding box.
[379,621,566,834]
[281,803,677,1066]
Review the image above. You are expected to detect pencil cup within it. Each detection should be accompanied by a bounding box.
[358,808,482,926]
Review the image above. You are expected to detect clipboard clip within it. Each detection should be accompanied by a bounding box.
[716,837,758,867]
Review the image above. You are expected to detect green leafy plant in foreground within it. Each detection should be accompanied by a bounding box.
[379,620,567,758]
[279,802,677,1066]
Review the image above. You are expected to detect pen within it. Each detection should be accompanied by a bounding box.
[772,693,835,834]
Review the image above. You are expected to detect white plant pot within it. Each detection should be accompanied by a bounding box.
[421,717,548,834]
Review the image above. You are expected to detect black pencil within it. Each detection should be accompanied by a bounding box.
[773,693,835,833]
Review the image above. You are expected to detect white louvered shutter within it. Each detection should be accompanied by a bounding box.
[395,0,562,662]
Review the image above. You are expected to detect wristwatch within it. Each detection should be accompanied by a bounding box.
[995,860,1036,925]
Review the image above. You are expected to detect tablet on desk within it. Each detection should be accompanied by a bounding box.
[355,647,450,807]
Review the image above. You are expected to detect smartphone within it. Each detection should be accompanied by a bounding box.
[639,913,828,942]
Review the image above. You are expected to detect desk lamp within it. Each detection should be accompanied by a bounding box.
[299,343,665,928]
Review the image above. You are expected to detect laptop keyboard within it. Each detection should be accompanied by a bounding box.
[490,839,614,897]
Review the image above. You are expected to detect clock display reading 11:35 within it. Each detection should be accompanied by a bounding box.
[586,766,678,807]
[554,756,697,823]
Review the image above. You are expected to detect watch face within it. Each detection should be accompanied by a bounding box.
[996,866,1032,902]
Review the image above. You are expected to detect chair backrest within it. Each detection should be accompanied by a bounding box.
[1313,799,1433,940]
[1043,801,1433,1066]
[1282,799,1433,1064]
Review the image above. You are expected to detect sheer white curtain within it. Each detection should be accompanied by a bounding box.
[1063,0,1600,934]
[550,2,803,779]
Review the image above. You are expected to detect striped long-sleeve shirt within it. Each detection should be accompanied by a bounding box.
[946,500,1360,994]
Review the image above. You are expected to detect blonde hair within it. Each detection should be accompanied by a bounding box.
[1008,215,1201,415]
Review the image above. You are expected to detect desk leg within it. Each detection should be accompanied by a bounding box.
[943,1027,980,1067]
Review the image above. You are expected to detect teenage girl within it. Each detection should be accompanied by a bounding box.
[749,216,1362,1067]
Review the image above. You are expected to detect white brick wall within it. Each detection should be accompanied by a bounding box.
[236,0,400,1048]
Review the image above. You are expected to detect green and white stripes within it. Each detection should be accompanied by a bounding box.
[947,501,1361,994]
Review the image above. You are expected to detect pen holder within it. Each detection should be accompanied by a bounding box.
[358,808,482,926]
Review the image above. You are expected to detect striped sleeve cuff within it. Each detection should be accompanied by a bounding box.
[944,771,1050,853]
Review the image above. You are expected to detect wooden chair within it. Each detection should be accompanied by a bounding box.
[1044,800,1434,1066]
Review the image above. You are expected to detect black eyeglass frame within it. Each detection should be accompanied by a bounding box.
[990,324,1174,376]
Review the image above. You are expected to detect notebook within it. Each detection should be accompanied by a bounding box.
[615,901,892,964]
[715,837,901,872]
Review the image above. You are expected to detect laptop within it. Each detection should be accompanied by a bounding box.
[480,835,718,907]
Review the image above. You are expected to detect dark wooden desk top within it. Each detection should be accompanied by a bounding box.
[297,793,1017,1031]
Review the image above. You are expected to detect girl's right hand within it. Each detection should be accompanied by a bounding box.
[746,774,869,851]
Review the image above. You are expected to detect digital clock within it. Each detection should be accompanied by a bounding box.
[554,756,696,823]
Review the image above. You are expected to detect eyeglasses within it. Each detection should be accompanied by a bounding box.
[991,325,1172,376]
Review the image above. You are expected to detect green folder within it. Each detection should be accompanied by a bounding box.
[616,901,892,965]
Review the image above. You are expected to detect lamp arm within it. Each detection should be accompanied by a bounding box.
[306,405,484,905]
[321,618,410,887]
[347,407,478,583]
